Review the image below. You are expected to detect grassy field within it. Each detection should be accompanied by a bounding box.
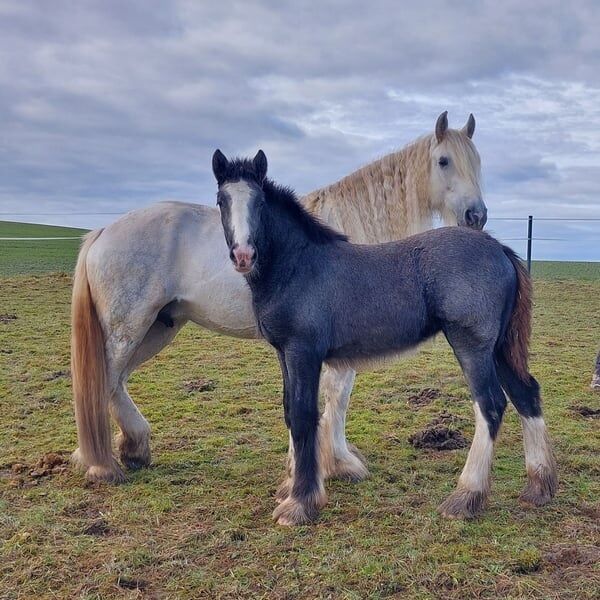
[531,261,600,281]
[0,225,599,598]
[0,221,88,277]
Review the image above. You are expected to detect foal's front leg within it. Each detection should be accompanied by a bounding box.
[278,366,368,499]
[273,351,326,526]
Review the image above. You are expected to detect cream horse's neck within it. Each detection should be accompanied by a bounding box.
[303,135,435,243]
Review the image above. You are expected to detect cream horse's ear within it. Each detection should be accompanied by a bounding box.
[462,113,476,139]
[435,111,448,142]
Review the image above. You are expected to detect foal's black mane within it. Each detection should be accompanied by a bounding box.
[263,179,348,244]
[224,158,348,244]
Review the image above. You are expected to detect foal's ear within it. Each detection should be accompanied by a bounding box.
[461,113,476,139]
[212,149,229,184]
[253,149,268,183]
[435,111,448,143]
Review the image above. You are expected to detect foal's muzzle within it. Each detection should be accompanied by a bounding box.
[230,244,256,274]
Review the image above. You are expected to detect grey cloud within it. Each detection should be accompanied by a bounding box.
[0,1,599,259]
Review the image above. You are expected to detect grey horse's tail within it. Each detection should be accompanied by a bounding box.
[71,229,124,482]
[498,246,533,382]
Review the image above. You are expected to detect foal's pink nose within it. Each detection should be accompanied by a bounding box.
[232,245,255,272]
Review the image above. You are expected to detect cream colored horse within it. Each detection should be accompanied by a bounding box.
[72,112,486,484]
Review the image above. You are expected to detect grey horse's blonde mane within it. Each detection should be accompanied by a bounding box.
[303,130,481,243]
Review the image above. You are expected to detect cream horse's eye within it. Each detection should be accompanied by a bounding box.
[438,157,449,168]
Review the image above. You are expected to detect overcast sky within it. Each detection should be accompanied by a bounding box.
[1,0,599,259]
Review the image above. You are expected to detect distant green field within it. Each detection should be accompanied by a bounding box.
[0,221,88,277]
[531,261,600,281]
[0,221,599,279]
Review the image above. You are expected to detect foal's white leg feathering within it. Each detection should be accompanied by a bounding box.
[519,416,558,506]
[439,403,494,519]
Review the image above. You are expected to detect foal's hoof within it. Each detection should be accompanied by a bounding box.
[438,488,486,519]
[115,433,151,471]
[273,496,322,526]
[86,462,126,484]
[519,465,558,507]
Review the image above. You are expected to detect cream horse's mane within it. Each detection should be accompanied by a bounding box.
[303,129,481,243]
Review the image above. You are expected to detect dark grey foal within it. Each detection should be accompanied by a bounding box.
[212,149,557,526]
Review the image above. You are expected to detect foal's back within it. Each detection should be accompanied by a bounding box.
[287,226,517,363]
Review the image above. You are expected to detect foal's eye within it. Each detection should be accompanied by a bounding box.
[438,157,449,168]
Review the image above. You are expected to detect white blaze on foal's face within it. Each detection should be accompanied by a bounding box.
[222,181,256,273]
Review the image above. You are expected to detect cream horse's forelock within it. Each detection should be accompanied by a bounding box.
[439,129,482,188]
[303,130,482,244]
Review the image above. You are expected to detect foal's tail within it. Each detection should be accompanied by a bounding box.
[71,229,122,482]
[497,246,533,382]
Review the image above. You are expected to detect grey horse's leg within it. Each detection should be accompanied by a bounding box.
[108,318,185,470]
[318,365,369,481]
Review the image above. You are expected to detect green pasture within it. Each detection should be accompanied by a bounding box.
[0,222,598,598]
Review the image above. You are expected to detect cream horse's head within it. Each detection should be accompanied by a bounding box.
[429,111,487,229]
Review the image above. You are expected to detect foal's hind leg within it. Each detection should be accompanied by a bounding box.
[318,365,369,481]
[496,357,558,506]
[110,319,185,470]
[439,352,507,519]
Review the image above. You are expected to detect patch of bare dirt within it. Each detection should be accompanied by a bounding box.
[183,378,215,393]
[0,313,17,323]
[409,425,469,451]
[407,387,440,407]
[570,405,600,418]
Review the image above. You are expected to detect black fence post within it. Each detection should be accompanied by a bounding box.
[526,215,533,273]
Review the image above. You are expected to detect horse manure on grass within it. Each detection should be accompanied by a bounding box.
[409,425,469,451]
[0,313,17,323]
[9,452,69,483]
